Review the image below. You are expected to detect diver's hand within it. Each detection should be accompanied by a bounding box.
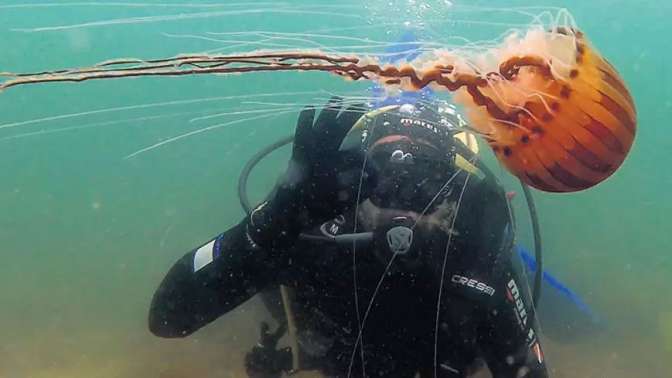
[244,322,292,378]
[248,97,367,249]
[290,97,367,220]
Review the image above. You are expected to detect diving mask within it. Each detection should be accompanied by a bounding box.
[339,103,460,214]
[366,139,456,214]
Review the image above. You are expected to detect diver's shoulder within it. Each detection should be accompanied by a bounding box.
[461,173,507,204]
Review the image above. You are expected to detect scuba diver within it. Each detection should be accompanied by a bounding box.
[148,97,549,378]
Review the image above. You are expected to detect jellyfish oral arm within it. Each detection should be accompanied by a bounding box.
[0,51,482,93]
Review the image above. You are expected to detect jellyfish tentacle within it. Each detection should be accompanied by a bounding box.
[498,55,552,80]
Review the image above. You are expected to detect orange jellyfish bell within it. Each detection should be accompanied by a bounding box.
[453,27,637,192]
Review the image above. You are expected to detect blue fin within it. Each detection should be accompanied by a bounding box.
[369,30,435,108]
[516,245,604,342]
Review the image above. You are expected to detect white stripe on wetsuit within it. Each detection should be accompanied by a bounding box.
[193,239,216,272]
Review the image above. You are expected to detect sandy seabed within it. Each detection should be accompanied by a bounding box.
[2,296,669,378]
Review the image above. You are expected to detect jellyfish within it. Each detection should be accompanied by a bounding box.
[0,5,641,378]
[0,9,636,193]
[450,28,637,193]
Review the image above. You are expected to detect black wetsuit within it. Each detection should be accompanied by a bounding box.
[149,175,548,378]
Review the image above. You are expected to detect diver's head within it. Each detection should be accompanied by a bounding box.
[366,104,459,214]
[343,101,469,271]
[341,101,464,216]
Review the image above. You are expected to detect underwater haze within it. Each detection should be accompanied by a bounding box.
[0,0,670,377]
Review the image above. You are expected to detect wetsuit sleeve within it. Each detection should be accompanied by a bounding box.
[478,265,548,378]
[148,220,286,338]
[468,180,548,377]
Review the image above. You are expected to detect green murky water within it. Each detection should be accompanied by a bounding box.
[0,1,669,377]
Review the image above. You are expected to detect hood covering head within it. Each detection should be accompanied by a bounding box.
[340,102,467,214]
[337,101,487,275]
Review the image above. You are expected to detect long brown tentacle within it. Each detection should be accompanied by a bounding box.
[0,52,487,94]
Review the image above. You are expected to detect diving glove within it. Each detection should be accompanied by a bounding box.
[248,97,368,249]
[244,322,292,378]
